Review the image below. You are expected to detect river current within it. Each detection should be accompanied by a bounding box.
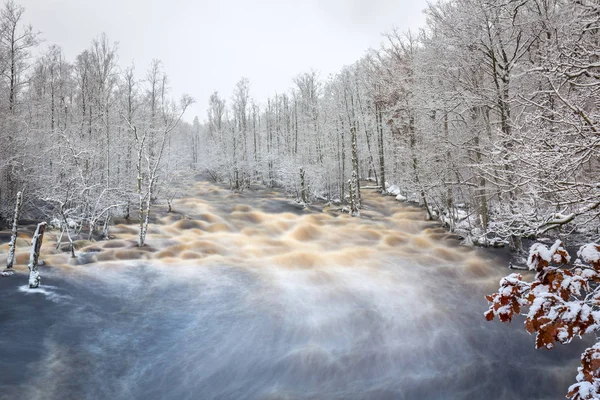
[0,180,587,399]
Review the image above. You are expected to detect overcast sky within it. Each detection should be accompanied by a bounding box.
[19,0,429,122]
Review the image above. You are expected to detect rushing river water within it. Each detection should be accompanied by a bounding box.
[0,180,589,399]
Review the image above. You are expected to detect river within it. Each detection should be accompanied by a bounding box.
[0,180,588,399]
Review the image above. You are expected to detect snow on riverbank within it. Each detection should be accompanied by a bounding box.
[383,181,508,250]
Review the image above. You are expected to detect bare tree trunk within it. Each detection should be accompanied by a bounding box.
[354,74,377,183]
[443,111,455,230]
[138,196,145,247]
[139,173,157,247]
[348,171,360,217]
[61,211,76,258]
[350,126,361,208]
[473,113,489,231]
[339,117,346,200]
[376,103,385,193]
[55,228,64,250]
[28,222,46,289]
[136,138,145,247]
[141,190,152,245]
[300,167,309,204]
[407,116,432,219]
[102,214,110,239]
[6,191,23,269]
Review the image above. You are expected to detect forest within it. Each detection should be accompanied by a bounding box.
[0,0,599,399]
[0,0,597,253]
[199,0,600,252]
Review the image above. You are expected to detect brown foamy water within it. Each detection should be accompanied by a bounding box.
[1,181,494,276]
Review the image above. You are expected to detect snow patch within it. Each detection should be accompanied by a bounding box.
[386,185,401,196]
[578,244,600,265]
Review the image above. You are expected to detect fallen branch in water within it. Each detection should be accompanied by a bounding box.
[362,185,382,190]
[508,262,528,270]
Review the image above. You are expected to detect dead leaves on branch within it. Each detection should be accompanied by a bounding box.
[484,273,528,322]
[524,296,595,350]
[568,344,600,400]
[485,240,600,399]
[527,240,571,273]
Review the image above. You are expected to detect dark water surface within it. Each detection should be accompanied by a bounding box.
[0,181,588,399]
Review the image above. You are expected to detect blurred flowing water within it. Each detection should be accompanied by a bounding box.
[0,181,588,399]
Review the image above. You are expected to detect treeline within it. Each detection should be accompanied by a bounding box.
[0,0,596,251]
[0,1,195,245]
[200,0,599,250]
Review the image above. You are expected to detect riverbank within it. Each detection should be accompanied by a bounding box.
[382,181,600,267]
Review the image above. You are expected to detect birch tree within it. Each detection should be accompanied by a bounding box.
[123,64,194,247]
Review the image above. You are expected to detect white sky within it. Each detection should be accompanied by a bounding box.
[19,0,429,122]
